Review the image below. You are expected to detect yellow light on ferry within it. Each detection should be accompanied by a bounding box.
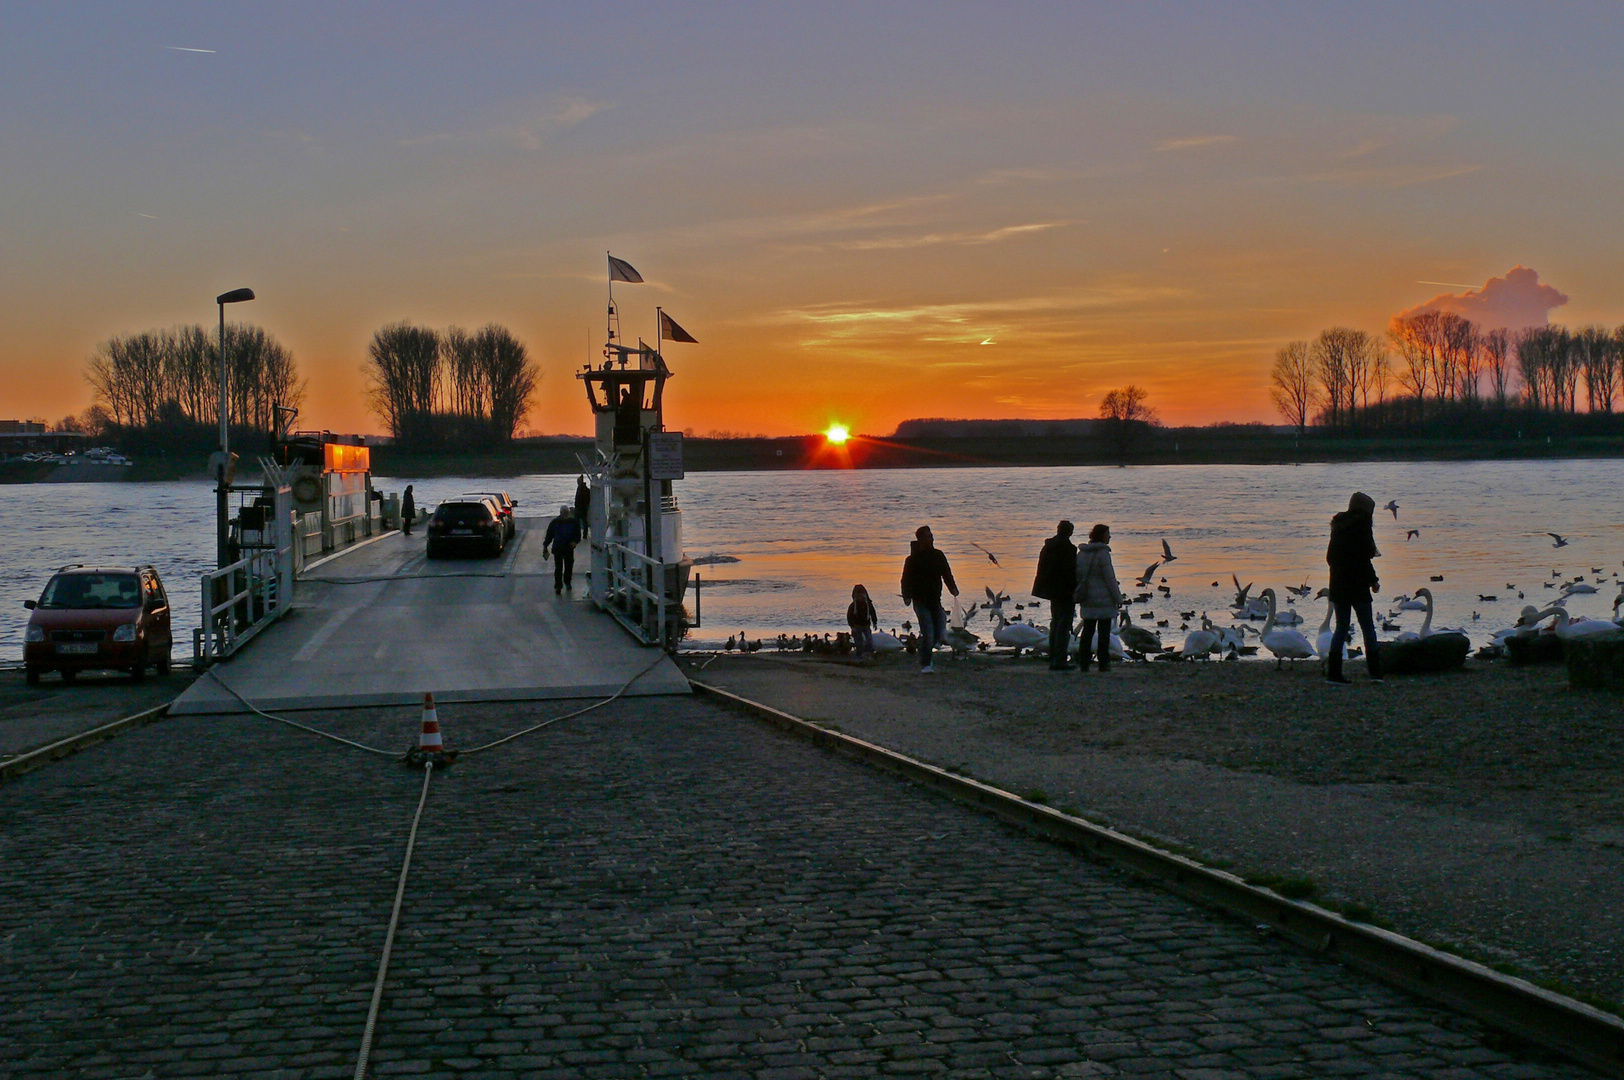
[825,423,850,445]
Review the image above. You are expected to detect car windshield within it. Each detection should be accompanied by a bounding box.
[39,573,142,609]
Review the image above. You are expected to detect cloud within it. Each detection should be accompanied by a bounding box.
[1155,135,1236,152]
[398,96,611,150]
[839,221,1075,251]
[1397,265,1568,331]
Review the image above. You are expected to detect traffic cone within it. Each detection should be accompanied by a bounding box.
[418,693,443,751]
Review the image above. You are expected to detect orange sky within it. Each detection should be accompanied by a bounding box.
[4,6,1623,438]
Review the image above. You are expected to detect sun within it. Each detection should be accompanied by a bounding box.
[825,423,850,445]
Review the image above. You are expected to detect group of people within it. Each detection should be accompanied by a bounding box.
[844,491,1388,682]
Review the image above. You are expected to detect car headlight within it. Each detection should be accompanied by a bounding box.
[112,622,138,642]
[25,625,44,643]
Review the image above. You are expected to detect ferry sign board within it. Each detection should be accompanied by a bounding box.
[648,431,684,480]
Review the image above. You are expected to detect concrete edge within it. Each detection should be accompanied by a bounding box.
[298,530,396,575]
[169,675,691,715]
[691,678,1624,1078]
[0,701,173,782]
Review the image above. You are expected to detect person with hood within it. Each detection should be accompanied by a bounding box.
[1073,523,1124,672]
[401,484,416,536]
[846,584,879,658]
[574,475,592,538]
[1326,491,1384,684]
[542,505,583,595]
[1032,520,1078,671]
[900,526,959,673]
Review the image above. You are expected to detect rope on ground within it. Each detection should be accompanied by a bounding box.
[302,572,552,583]
[352,759,434,1080]
[204,669,397,758]
[459,651,671,755]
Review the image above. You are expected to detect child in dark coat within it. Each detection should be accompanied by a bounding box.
[847,585,879,658]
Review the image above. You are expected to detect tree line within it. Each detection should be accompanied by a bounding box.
[1270,312,1624,434]
[365,322,539,449]
[84,325,304,453]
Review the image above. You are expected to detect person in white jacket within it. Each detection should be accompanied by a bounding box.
[1073,523,1124,672]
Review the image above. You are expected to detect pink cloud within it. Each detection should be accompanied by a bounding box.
[1398,265,1568,331]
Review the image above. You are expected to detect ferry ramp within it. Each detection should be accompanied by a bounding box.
[169,519,688,715]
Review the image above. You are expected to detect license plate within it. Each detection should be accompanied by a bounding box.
[56,643,98,655]
[451,529,473,535]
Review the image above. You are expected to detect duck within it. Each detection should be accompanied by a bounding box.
[1259,588,1315,669]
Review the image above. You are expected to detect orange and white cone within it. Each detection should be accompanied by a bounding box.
[418,693,444,752]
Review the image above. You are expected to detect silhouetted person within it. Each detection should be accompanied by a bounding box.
[1074,523,1123,672]
[401,485,416,536]
[847,584,878,659]
[1032,520,1077,671]
[1326,491,1384,684]
[542,505,582,596]
[574,474,591,538]
[900,525,959,673]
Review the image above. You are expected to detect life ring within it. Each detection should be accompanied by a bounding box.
[291,475,322,504]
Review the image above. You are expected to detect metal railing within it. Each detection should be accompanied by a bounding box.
[195,548,291,665]
[599,539,672,648]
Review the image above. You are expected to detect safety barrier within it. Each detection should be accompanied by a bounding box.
[599,539,673,648]
[196,546,294,666]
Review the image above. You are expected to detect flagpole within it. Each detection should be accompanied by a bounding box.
[606,250,614,356]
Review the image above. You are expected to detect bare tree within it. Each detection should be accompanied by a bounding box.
[1269,341,1319,434]
[473,324,539,443]
[1388,312,1440,418]
[1441,315,1481,401]
[1576,324,1616,412]
[1481,328,1513,405]
[1098,385,1157,459]
[366,323,442,446]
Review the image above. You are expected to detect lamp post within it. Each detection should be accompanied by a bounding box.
[215,287,255,568]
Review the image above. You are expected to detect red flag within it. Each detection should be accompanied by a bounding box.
[608,255,643,283]
[659,311,698,344]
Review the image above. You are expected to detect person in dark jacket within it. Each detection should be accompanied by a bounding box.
[542,506,583,595]
[401,485,416,536]
[1032,520,1077,671]
[574,475,591,538]
[900,526,959,672]
[847,584,879,658]
[1326,491,1384,684]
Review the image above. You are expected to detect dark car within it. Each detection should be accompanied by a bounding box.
[23,565,173,684]
[458,490,517,540]
[426,500,505,558]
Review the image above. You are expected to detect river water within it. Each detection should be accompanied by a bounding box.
[4,461,1621,659]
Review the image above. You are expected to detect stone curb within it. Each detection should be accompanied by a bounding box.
[0,701,172,782]
[691,677,1624,1078]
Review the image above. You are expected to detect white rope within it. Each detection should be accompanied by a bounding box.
[459,652,669,755]
[204,669,397,757]
[352,760,434,1080]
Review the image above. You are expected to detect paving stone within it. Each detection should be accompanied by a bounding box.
[0,699,1599,1079]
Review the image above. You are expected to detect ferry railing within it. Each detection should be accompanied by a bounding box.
[600,539,671,649]
[197,485,296,666]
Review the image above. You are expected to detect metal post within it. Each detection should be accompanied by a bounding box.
[216,301,229,568]
[641,426,655,638]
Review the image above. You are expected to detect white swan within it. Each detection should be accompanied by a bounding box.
[993,613,1047,654]
[1397,595,1428,611]
[1182,615,1219,660]
[1395,587,1436,642]
[1313,590,1346,660]
[871,631,904,653]
[1260,588,1314,669]
[1116,610,1165,654]
[1547,608,1622,641]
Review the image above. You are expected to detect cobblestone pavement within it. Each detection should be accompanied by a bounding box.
[0,696,1596,1078]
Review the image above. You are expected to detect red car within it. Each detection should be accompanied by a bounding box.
[22,565,173,684]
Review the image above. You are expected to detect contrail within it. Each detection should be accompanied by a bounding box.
[1416,280,1478,290]
[162,46,216,53]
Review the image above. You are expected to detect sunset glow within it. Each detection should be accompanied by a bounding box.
[3,7,1624,436]
[825,424,850,445]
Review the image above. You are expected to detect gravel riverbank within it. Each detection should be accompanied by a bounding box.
[687,651,1624,1009]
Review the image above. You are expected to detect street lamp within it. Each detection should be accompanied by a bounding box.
[216,287,255,568]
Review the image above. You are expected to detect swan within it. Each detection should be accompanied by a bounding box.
[1560,582,1598,597]
[993,613,1047,655]
[1116,610,1165,655]
[1260,588,1315,668]
[1547,608,1622,641]
[871,631,904,653]
[1397,595,1428,611]
[1312,590,1346,661]
[1271,606,1305,626]
[1182,615,1219,660]
[1395,587,1436,642]
[1613,590,1624,627]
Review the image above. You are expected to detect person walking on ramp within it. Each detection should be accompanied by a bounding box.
[900,526,960,673]
[1325,491,1384,685]
[542,505,583,596]
[1074,523,1123,672]
[1032,520,1078,671]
